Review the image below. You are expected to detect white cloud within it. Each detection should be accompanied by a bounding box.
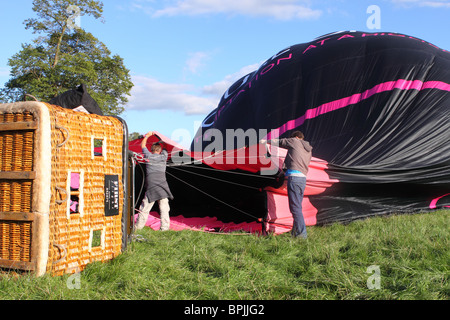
[391,0,450,7]
[0,67,9,77]
[419,0,450,7]
[145,0,322,20]
[128,62,260,115]
[184,51,211,74]
[127,75,217,114]
[202,63,261,97]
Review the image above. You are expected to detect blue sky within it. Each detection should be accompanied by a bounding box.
[1,0,449,147]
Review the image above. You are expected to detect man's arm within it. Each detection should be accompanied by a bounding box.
[141,131,154,150]
[260,138,283,147]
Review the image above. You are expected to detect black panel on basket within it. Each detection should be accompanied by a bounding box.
[104,175,119,216]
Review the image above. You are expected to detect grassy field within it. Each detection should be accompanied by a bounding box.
[0,210,448,301]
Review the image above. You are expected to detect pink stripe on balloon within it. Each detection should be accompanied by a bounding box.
[267,80,450,139]
[429,193,450,209]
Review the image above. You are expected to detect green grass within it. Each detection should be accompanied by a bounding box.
[0,210,448,300]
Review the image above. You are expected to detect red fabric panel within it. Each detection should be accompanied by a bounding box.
[265,191,318,234]
[129,131,185,161]
[135,213,263,234]
[188,143,282,173]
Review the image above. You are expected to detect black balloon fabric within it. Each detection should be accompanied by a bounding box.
[187,31,449,228]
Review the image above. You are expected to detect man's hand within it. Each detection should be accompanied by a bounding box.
[142,131,154,149]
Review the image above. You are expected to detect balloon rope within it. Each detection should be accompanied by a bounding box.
[170,163,277,180]
[165,171,260,220]
[168,165,262,190]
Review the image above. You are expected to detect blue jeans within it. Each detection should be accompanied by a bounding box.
[287,176,307,238]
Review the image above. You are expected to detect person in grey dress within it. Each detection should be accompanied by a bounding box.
[135,131,174,231]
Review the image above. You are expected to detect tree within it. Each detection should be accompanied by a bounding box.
[128,132,141,142]
[0,0,133,116]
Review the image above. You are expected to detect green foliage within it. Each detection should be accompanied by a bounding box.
[1,0,133,116]
[1,210,448,300]
[128,132,141,141]
[24,0,104,35]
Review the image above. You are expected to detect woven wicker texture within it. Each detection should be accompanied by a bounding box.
[0,103,125,276]
[0,111,35,265]
[0,221,32,262]
[46,104,125,275]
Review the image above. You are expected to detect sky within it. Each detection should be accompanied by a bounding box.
[0,0,449,148]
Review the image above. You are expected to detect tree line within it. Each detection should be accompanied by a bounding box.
[0,0,133,116]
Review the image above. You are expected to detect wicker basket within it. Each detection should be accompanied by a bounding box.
[0,101,130,276]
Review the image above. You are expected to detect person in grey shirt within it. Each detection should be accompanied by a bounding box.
[261,131,312,238]
[135,131,174,231]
